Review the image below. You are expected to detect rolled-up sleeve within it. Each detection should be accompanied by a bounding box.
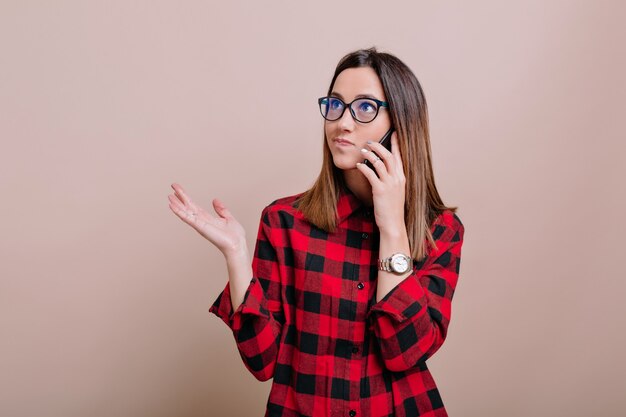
[209,206,285,381]
[367,213,465,372]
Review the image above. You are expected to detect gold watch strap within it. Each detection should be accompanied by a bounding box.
[378,257,391,272]
[378,253,412,273]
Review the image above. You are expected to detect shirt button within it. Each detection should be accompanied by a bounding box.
[361,232,368,239]
[349,410,357,417]
[351,346,359,353]
[357,282,364,290]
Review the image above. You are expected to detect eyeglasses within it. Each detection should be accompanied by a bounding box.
[318,96,389,123]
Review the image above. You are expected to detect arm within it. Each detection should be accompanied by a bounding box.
[209,206,285,381]
[375,227,413,303]
[224,246,253,314]
[366,213,465,372]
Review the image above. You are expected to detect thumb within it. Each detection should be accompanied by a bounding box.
[213,198,234,220]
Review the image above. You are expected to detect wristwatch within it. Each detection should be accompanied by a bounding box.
[378,252,413,274]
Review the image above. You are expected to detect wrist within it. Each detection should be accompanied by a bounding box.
[224,241,250,262]
[378,225,411,262]
[379,223,407,240]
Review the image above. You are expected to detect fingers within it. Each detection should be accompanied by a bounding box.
[361,143,390,179]
[356,160,379,183]
[367,133,404,178]
[390,132,404,176]
[212,198,234,221]
[169,183,203,225]
[171,183,196,210]
[168,194,199,225]
[168,193,185,212]
[168,183,233,227]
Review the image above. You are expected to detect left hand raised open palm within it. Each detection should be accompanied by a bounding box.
[356,131,406,235]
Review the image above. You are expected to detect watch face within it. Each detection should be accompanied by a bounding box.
[391,255,410,273]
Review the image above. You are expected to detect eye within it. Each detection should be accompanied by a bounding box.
[329,98,343,109]
[356,100,376,113]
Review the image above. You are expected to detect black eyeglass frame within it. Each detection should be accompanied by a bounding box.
[317,96,390,124]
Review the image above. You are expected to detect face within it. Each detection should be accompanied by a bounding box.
[324,67,392,172]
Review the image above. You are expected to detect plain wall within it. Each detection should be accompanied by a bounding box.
[1,1,624,416]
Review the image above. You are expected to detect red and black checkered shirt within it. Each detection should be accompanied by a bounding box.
[209,186,465,417]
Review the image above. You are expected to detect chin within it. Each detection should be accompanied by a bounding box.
[330,154,358,171]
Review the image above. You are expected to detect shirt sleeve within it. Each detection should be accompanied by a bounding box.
[208,206,284,381]
[366,213,465,372]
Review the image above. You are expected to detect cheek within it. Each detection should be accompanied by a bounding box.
[324,122,333,136]
[369,120,392,140]
[324,124,337,144]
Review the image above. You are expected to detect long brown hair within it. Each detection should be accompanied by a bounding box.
[294,46,458,261]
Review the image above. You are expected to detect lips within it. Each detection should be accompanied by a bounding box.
[334,138,353,145]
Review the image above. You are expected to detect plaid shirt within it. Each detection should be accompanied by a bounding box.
[209,187,465,417]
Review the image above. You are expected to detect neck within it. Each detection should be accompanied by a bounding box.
[343,169,373,207]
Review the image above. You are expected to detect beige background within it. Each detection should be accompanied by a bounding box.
[1,1,624,416]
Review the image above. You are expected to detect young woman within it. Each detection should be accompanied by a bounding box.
[168,47,465,417]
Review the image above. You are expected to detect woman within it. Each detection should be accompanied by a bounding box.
[168,47,465,417]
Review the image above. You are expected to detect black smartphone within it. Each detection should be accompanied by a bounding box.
[364,127,395,176]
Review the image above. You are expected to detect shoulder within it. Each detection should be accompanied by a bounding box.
[431,209,465,243]
[266,191,305,211]
[259,191,306,228]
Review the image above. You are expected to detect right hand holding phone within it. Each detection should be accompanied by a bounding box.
[168,183,247,258]
[364,127,395,176]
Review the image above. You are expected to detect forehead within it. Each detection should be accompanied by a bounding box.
[331,67,386,101]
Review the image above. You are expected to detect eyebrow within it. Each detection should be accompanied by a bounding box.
[330,91,381,101]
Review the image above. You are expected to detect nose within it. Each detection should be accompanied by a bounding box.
[337,106,356,132]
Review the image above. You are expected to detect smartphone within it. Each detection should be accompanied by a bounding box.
[364,127,395,176]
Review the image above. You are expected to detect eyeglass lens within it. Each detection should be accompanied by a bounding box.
[320,97,379,123]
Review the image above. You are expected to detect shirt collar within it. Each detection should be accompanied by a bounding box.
[336,187,373,224]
